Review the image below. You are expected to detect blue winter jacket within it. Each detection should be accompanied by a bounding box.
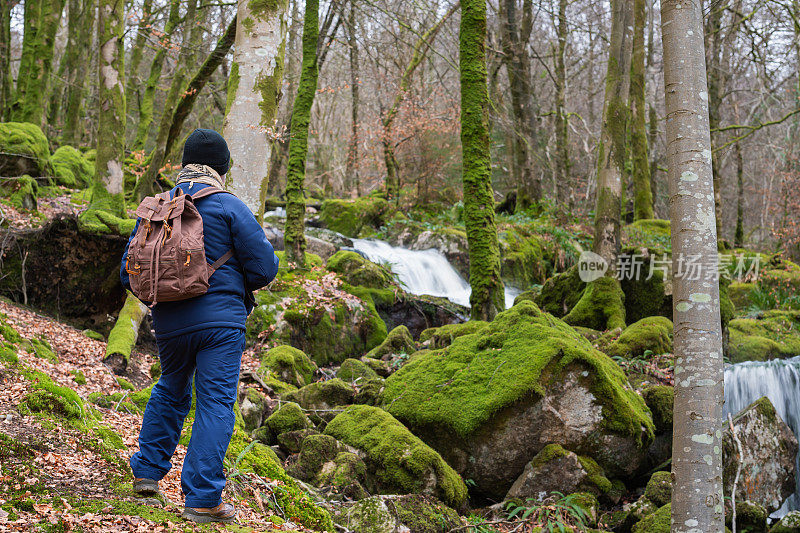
[120,182,279,339]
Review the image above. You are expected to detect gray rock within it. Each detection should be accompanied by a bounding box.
[723,397,798,514]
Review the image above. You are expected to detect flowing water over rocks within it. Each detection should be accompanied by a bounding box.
[724,357,800,516]
[352,238,521,309]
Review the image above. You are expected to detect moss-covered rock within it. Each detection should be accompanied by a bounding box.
[631,503,670,533]
[276,428,320,454]
[602,317,673,359]
[727,311,800,363]
[729,281,755,310]
[240,387,269,431]
[0,122,52,176]
[260,345,317,387]
[51,145,93,188]
[283,379,355,421]
[319,195,393,237]
[325,405,468,509]
[366,325,415,358]
[17,371,85,420]
[335,494,463,533]
[622,219,672,254]
[353,377,385,406]
[505,444,612,500]
[382,301,654,499]
[726,500,767,533]
[644,471,671,507]
[619,263,671,324]
[535,265,585,318]
[338,358,379,382]
[418,321,488,349]
[327,250,396,289]
[770,510,800,532]
[564,276,626,331]
[264,402,313,443]
[642,385,673,433]
[3,175,38,210]
[499,226,550,288]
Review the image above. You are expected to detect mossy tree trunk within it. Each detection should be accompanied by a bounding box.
[630,0,653,220]
[592,0,633,271]
[346,0,360,196]
[223,0,290,217]
[125,0,154,126]
[382,3,458,202]
[12,0,42,119]
[284,0,320,269]
[133,0,202,202]
[662,0,725,530]
[0,1,17,121]
[499,0,540,212]
[12,0,66,126]
[734,141,744,247]
[91,0,126,218]
[61,0,94,145]
[460,0,505,321]
[553,0,570,209]
[132,0,181,151]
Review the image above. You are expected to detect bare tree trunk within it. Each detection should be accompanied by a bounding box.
[553,0,570,209]
[62,0,94,145]
[0,0,18,121]
[734,141,744,247]
[662,0,725,531]
[593,0,633,269]
[223,0,290,217]
[461,0,504,320]
[630,0,653,220]
[346,0,360,197]
[125,0,154,126]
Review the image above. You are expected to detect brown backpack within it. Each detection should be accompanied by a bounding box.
[125,186,233,304]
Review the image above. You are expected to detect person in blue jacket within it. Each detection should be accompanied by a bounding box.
[120,129,279,524]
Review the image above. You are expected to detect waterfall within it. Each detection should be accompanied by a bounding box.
[352,239,521,309]
[724,357,800,516]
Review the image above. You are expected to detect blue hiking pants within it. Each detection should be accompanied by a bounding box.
[130,327,245,508]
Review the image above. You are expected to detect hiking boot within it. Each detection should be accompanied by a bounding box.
[132,478,159,496]
[182,502,236,524]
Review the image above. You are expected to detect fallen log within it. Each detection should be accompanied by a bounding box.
[104,291,148,375]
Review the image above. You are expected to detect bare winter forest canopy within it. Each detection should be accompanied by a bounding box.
[3,0,800,531]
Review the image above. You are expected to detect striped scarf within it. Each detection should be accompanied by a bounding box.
[175,164,225,190]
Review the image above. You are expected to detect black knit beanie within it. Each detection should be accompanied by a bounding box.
[182,128,231,176]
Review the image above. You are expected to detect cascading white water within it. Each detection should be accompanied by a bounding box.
[352,239,521,309]
[724,357,800,516]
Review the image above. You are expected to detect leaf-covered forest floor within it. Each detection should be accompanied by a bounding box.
[0,299,306,532]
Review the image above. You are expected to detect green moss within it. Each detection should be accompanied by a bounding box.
[576,455,613,494]
[419,321,488,349]
[260,345,317,387]
[535,266,585,318]
[5,175,38,210]
[283,379,355,414]
[325,405,468,508]
[387,494,463,533]
[265,401,312,439]
[632,503,671,533]
[366,325,415,358]
[18,372,84,420]
[727,311,800,363]
[70,370,86,385]
[105,293,146,365]
[499,226,550,287]
[24,336,57,363]
[0,313,22,344]
[82,329,104,341]
[51,145,94,188]
[622,219,672,254]
[0,122,53,176]
[327,250,395,289]
[319,195,393,237]
[729,282,755,310]
[564,276,626,331]
[338,358,379,382]
[274,250,324,268]
[248,0,283,18]
[642,385,673,433]
[383,301,653,443]
[603,317,673,359]
[768,510,800,532]
[644,471,671,507]
[619,263,669,324]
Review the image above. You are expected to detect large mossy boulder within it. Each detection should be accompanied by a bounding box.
[771,511,800,533]
[727,311,800,363]
[337,358,379,382]
[334,494,463,533]
[643,471,671,507]
[535,265,585,317]
[723,396,797,514]
[263,402,313,443]
[0,122,52,177]
[631,503,670,533]
[505,444,612,501]
[283,379,356,420]
[319,196,392,237]
[324,405,468,509]
[51,145,93,188]
[260,345,317,387]
[642,385,674,433]
[726,500,768,533]
[419,321,488,349]
[381,301,654,500]
[602,317,673,359]
[327,250,395,289]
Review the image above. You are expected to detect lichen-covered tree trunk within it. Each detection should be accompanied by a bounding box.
[346,0,360,196]
[61,0,93,144]
[382,2,458,202]
[223,0,290,217]
[460,0,504,321]
[133,0,181,150]
[283,0,320,268]
[12,0,66,126]
[553,0,570,208]
[125,0,154,124]
[133,0,201,202]
[734,141,744,247]
[91,0,126,217]
[662,0,725,530]
[592,0,633,270]
[630,0,653,220]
